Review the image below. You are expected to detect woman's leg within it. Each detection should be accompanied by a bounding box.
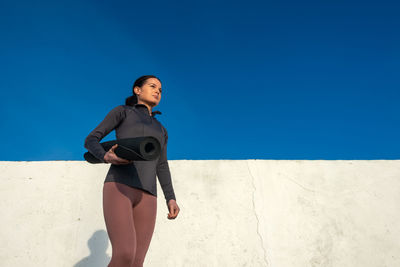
[131,190,157,267]
[103,182,137,267]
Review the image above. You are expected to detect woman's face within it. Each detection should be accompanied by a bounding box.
[134,78,162,107]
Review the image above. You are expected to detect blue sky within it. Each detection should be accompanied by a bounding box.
[1,0,399,160]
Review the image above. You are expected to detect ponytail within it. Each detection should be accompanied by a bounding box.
[125,94,138,106]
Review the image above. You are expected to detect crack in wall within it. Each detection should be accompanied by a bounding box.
[281,174,317,192]
[247,161,270,267]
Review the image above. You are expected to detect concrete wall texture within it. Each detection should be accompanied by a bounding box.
[1,160,399,267]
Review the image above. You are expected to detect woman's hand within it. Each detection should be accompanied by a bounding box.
[167,199,180,220]
[103,144,133,165]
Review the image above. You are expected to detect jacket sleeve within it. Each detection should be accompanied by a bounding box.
[156,126,176,205]
[84,105,125,162]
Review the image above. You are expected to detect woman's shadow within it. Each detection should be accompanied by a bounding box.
[74,230,111,267]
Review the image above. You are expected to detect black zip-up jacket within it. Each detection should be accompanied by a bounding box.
[84,103,176,204]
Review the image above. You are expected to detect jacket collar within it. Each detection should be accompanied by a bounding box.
[133,103,162,117]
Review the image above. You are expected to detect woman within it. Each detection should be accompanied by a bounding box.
[84,75,180,267]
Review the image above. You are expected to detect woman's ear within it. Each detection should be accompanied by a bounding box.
[133,86,141,95]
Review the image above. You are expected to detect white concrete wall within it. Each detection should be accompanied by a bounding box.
[0,160,399,267]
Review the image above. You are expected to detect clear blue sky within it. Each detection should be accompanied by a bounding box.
[1,0,399,160]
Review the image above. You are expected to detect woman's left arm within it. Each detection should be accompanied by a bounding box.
[156,126,180,219]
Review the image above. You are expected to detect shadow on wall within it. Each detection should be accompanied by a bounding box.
[74,230,111,267]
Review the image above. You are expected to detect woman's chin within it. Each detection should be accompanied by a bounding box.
[151,99,160,106]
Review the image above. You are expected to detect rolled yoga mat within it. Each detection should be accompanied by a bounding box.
[84,136,161,163]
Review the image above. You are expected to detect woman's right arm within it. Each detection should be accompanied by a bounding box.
[84,105,126,163]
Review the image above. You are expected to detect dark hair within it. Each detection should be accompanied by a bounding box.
[125,75,161,106]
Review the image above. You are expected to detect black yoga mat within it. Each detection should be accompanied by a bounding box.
[84,136,161,164]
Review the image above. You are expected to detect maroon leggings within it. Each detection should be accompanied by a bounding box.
[103,182,157,267]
